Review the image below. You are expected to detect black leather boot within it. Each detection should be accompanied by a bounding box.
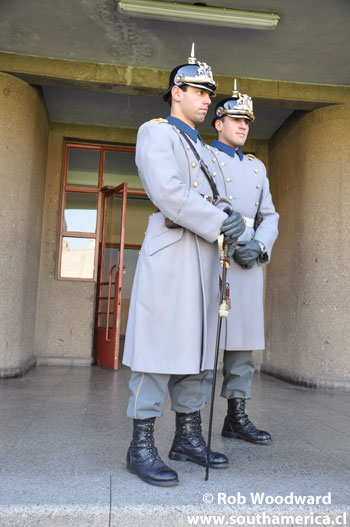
[169,411,228,468]
[222,398,272,445]
[127,418,179,486]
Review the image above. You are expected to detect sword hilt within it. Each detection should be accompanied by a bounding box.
[218,234,231,270]
[218,234,231,318]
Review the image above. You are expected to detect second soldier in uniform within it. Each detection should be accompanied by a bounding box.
[211,81,279,445]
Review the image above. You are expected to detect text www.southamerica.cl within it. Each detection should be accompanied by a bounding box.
[186,512,348,525]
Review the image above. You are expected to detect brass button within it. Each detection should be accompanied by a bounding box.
[212,158,216,163]
[229,196,233,200]
[206,144,210,150]
[256,185,261,189]
[226,178,231,182]
[192,162,197,168]
[254,169,259,174]
[212,172,217,177]
[186,145,190,150]
[221,162,225,166]
[255,202,259,206]
[193,181,199,188]
[251,235,254,240]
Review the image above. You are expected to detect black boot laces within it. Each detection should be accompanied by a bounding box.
[179,412,206,446]
[142,422,161,460]
[236,400,257,431]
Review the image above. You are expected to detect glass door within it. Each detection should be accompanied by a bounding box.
[95,185,155,370]
[95,183,127,370]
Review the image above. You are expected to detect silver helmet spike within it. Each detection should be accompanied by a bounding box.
[232,78,239,98]
[187,42,197,64]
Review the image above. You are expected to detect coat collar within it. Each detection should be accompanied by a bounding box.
[167,116,204,144]
[211,139,244,161]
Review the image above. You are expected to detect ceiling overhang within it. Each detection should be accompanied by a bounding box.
[1,51,349,111]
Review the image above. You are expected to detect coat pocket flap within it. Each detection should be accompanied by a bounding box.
[148,227,184,256]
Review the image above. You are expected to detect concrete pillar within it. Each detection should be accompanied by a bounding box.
[0,73,49,377]
[263,104,350,390]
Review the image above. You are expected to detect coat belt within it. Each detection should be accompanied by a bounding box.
[155,207,254,230]
[155,194,216,229]
[243,217,255,228]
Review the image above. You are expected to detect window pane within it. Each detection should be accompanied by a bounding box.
[60,237,95,279]
[67,148,100,188]
[64,192,98,233]
[103,150,143,189]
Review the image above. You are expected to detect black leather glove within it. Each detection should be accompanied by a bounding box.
[221,207,245,242]
[226,240,237,258]
[233,240,262,269]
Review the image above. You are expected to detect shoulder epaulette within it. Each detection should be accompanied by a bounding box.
[151,118,168,124]
[246,153,261,162]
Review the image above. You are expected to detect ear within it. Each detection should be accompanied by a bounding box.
[214,119,222,133]
[171,85,182,102]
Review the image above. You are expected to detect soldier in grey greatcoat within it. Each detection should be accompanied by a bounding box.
[123,47,245,486]
[210,81,279,445]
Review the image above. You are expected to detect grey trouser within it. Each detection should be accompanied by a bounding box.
[127,370,209,419]
[204,350,256,401]
[221,350,256,399]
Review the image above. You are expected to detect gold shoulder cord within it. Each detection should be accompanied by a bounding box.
[246,153,261,162]
[150,118,168,124]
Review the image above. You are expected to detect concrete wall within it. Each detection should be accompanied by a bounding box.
[0,73,49,377]
[35,123,138,366]
[263,104,350,390]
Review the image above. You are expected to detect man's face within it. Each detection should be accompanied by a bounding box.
[171,85,213,127]
[216,116,250,148]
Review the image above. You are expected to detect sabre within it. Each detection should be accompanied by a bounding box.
[205,233,231,481]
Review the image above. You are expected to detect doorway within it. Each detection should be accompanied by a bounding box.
[94,183,155,370]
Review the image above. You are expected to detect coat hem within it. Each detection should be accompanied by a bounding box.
[122,362,206,375]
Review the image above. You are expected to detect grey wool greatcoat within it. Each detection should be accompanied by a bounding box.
[122,118,228,375]
[211,141,279,351]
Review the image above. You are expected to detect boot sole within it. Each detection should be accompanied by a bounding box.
[222,430,272,445]
[127,465,179,487]
[169,450,229,469]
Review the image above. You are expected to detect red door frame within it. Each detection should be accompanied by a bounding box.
[95,184,147,370]
[95,182,128,370]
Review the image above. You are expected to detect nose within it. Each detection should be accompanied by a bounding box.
[203,92,212,106]
[238,119,248,130]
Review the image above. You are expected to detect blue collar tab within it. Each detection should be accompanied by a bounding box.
[211,139,243,161]
[167,116,203,144]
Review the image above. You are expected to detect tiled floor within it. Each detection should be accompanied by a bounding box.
[0,365,349,526]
